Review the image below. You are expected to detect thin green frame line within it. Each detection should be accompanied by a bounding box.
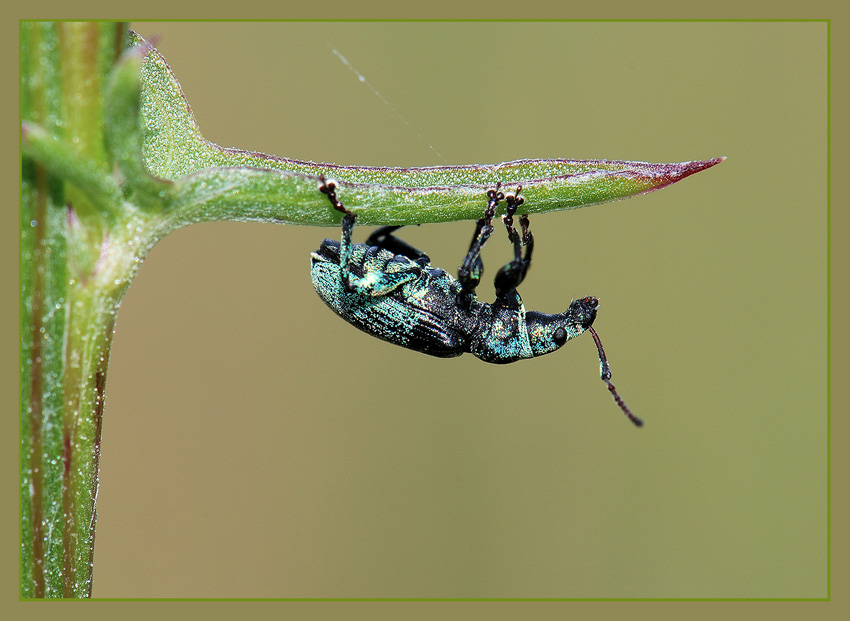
[128,18,829,23]
[824,17,832,604]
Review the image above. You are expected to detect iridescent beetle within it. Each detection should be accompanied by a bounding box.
[310,178,642,427]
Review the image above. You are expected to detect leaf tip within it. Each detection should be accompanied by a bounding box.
[661,155,727,186]
[687,155,726,172]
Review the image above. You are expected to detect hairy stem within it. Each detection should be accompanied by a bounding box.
[20,20,128,598]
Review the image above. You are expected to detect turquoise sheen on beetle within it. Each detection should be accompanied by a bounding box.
[311,180,642,427]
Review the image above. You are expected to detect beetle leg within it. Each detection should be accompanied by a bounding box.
[319,177,357,291]
[458,218,486,295]
[494,188,533,297]
[501,186,524,247]
[518,214,534,282]
[319,177,350,216]
[458,187,502,296]
[365,226,431,266]
[493,242,525,300]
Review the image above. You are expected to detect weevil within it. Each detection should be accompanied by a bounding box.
[310,179,642,427]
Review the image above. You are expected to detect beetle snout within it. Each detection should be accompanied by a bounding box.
[570,296,599,328]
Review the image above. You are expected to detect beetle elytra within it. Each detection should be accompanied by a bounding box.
[311,179,642,427]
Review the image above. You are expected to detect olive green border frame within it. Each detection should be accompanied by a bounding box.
[12,17,833,608]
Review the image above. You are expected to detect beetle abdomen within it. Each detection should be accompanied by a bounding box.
[311,240,468,357]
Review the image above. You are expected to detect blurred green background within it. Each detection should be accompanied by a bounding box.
[91,22,827,598]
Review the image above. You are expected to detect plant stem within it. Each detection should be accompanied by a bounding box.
[20,20,129,598]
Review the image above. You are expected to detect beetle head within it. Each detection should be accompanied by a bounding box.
[566,296,599,330]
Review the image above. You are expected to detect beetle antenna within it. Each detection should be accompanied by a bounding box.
[587,327,643,427]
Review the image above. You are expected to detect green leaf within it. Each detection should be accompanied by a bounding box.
[104,43,173,210]
[134,32,724,229]
[22,121,122,217]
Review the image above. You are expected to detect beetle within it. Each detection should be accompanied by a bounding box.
[311,178,642,427]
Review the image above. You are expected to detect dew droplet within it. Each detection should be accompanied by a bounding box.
[30,220,37,227]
